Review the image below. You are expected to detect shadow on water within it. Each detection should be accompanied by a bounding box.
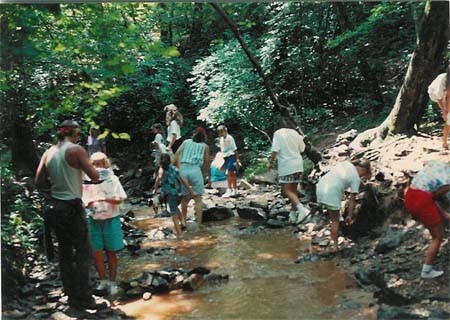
[116,207,376,320]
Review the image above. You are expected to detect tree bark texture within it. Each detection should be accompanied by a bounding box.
[378,0,449,137]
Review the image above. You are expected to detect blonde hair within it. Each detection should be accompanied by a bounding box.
[165,108,183,126]
[90,152,111,168]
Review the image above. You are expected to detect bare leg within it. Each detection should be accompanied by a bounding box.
[172,213,182,236]
[229,170,237,189]
[328,210,340,252]
[93,251,106,280]
[180,195,189,226]
[193,195,203,225]
[443,124,449,149]
[425,224,443,265]
[281,183,300,209]
[106,251,117,281]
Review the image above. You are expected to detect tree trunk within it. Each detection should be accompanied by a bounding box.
[334,3,385,111]
[210,3,291,117]
[352,0,449,147]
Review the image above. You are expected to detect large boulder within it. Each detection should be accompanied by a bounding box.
[202,207,234,222]
[236,206,267,220]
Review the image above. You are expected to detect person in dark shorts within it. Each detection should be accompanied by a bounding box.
[35,120,107,311]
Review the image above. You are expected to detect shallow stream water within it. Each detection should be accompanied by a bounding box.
[116,207,375,320]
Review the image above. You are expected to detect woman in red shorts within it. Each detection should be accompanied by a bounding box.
[404,160,450,279]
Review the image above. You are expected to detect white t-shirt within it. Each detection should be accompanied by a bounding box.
[271,128,305,176]
[316,161,360,209]
[154,133,165,145]
[428,73,447,102]
[82,169,127,220]
[220,134,237,157]
[167,120,181,142]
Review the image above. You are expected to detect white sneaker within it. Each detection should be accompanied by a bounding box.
[95,280,109,291]
[296,204,311,224]
[109,282,120,295]
[231,189,239,196]
[222,190,232,198]
[421,269,444,279]
[288,211,298,223]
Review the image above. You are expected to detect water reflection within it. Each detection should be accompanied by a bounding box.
[117,208,375,319]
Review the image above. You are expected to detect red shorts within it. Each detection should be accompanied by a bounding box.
[404,188,441,228]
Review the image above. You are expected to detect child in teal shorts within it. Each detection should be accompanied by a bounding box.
[82,152,127,296]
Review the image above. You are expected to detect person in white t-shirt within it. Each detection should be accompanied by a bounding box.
[82,152,127,296]
[269,117,309,224]
[428,66,450,150]
[316,159,371,252]
[165,104,183,153]
[217,125,240,197]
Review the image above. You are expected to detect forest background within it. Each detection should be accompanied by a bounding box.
[1,1,449,300]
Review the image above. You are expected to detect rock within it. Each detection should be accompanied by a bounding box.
[188,267,211,276]
[319,239,329,247]
[250,170,277,185]
[202,207,234,222]
[377,304,428,319]
[204,274,229,286]
[265,219,285,229]
[125,287,144,298]
[295,254,320,264]
[375,229,405,254]
[151,276,169,293]
[239,179,255,190]
[236,206,267,220]
[142,292,152,300]
[2,309,27,319]
[182,274,204,291]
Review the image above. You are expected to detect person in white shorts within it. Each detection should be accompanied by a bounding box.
[316,159,371,252]
[269,117,310,224]
[428,66,450,150]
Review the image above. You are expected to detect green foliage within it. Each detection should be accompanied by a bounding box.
[243,157,270,180]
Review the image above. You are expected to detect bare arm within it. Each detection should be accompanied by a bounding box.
[173,142,184,168]
[35,151,49,189]
[153,171,162,194]
[167,134,177,150]
[268,151,277,170]
[70,146,99,182]
[203,144,211,176]
[345,193,357,225]
[433,184,450,200]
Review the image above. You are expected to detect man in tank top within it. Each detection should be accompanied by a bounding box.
[35,120,107,311]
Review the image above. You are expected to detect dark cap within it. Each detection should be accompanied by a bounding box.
[59,120,79,128]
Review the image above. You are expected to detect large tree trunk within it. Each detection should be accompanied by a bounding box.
[352,1,449,147]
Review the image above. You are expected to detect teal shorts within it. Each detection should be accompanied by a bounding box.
[87,216,124,252]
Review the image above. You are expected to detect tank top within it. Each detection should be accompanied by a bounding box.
[45,142,83,200]
[180,139,206,167]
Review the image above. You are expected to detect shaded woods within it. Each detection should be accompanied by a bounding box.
[1,1,449,317]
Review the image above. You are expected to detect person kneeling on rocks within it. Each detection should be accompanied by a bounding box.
[404,160,450,279]
[316,159,371,252]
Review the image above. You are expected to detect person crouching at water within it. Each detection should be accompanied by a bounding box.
[316,159,371,252]
[404,160,450,279]
[153,153,193,237]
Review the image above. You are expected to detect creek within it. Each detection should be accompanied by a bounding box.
[116,206,375,320]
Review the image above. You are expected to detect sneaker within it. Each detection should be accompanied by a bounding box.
[109,282,120,296]
[231,189,239,197]
[421,269,444,279]
[288,211,298,224]
[222,190,233,198]
[296,204,311,224]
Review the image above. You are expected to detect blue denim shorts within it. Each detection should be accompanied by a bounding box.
[180,164,205,195]
[224,155,236,173]
[167,195,182,215]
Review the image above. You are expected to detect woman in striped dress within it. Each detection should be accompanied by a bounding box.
[174,127,210,227]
